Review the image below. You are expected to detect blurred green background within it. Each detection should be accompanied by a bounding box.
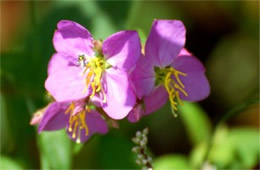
[0,1,259,169]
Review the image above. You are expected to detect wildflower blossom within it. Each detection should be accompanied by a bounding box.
[129,20,210,122]
[45,20,141,119]
[38,101,108,143]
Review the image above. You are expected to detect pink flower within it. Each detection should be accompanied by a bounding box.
[38,101,108,143]
[128,20,210,122]
[45,20,141,119]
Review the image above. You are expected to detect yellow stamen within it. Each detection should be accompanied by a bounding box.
[83,64,91,74]
[100,86,107,103]
[72,121,79,138]
[170,68,186,88]
[86,69,94,87]
[94,68,102,92]
[65,103,90,142]
[79,111,89,135]
[161,67,188,112]
[81,56,107,103]
[174,84,188,97]
[65,102,75,114]
[90,82,96,98]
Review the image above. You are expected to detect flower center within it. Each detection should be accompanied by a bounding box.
[65,102,90,143]
[154,66,188,114]
[79,55,108,103]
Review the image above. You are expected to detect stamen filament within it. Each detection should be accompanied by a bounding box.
[83,64,91,74]
[72,121,79,138]
[170,68,186,89]
[159,67,188,113]
[65,102,75,114]
[176,91,184,106]
[79,111,89,136]
[65,103,90,143]
[80,56,107,103]
[86,69,94,87]
[174,84,188,96]
[100,86,107,103]
[90,82,96,98]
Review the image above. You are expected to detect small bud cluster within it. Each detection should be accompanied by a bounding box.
[132,128,153,170]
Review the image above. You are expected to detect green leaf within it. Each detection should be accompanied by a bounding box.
[153,155,191,169]
[208,127,259,169]
[190,142,208,168]
[37,130,72,169]
[192,126,260,169]
[209,129,235,168]
[228,128,259,168]
[190,126,232,168]
[179,102,212,146]
[0,156,23,169]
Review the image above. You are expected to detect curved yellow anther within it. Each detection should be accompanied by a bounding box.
[170,68,186,89]
[162,67,188,112]
[174,84,188,97]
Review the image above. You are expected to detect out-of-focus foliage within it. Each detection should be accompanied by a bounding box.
[0,156,23,169]
[37,130,72,169]
[153,103,259,169]
[207,35,259,106]
[191,126,259,169]
[0,1,259,169]
[153,155,191,169]
[179,102,211,146]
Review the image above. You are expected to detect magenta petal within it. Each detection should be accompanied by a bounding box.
[38,102,69,133]
[47,53,70,75]
[131,55,156,99]
[102,31,141,70]
[172,55,210,101]
[145,20,186,67]
[67,110,108,143]
[102,68,136,119]
[127,104,143,123]
[178,48,192,57]
[128,86,168,123]
[53,20,94,63]
[144,86,169,114]
[45,66,90,102]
